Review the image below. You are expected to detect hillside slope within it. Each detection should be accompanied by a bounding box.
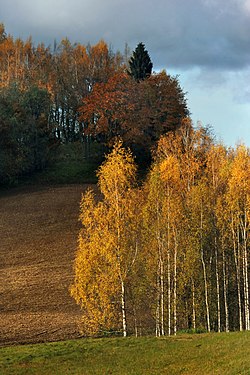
[0,184,93,346]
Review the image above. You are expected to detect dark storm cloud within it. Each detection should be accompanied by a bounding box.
[1,0,250,70]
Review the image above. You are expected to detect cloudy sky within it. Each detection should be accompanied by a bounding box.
[1,0,250,146]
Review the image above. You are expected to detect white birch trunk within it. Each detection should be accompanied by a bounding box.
[155,264,160,337]
[242,212,249,330]
[233,220,243,331]
[173,229,177,336]
[156,201,165,336]
[160,259,165,336]
[215,240,221,333]
[244,246,250,330]
[243,240,249,330]
[114,179,127,337]
[201,249,210,333]
[200,202,210,333]
[167,248,171,336]
[222,246,229,332]
[192,279,196,330]
[155,300,160,337]
[133,307,138,338]
[121,279,127,337]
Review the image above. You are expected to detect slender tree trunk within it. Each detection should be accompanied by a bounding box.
[215,239,221,332]
[156,304,160,337]
[156,271,160,337]
[192,279,196,331]
[242,213,249,330]
[201,248,210,332]
[244,244,249,330]
[121,279,127,337]
[200,203,210,332]
[243,239,249,330]
[115,181,127,338]
[133,307,138,338]
[232,220,243,331]
[167,188,171,336]
[222,245,229,332]
[173,228,177,336]
[242,246,247,329]
[245,249,250,331]
[156,200,164,336]
[160,258,165,336]
[167,247,171,336]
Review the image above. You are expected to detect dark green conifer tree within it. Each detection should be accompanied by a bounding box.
[128,42,153,81]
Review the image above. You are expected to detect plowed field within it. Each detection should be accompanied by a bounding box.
[0,184,94,346]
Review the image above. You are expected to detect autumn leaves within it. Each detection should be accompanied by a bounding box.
[71,142,139,336]
[71,124,250,336]
[79,71,188,158]
[0,31,189,184]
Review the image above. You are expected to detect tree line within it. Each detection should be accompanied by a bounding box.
[0,25,188,184]
[71,122,250,337]
[0,24,123,183]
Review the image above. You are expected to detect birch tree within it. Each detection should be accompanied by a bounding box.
[142,156,183,336]
[142,165,167,336]
[206,144,229,332]
[71,141,140,336]
[227,145,250,330]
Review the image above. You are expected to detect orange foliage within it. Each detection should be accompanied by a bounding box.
[79,70,188,149]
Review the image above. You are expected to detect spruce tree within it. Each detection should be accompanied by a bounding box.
[128,42,153,81]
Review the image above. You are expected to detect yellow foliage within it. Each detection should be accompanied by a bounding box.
[71,130,250,335]
[71,141,139,336]
[159,155,180,185]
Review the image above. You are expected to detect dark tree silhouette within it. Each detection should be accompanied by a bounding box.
[128,42,153,81]
[0,23,6,43]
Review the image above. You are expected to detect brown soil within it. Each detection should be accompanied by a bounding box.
[0,184,95,346]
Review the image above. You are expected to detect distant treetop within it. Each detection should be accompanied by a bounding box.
[128,42,153,81]
[0,23,6,43]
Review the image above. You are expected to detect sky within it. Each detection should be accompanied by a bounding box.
[1,0,250,147]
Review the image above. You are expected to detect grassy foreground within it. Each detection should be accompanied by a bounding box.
[0,333,250,375]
